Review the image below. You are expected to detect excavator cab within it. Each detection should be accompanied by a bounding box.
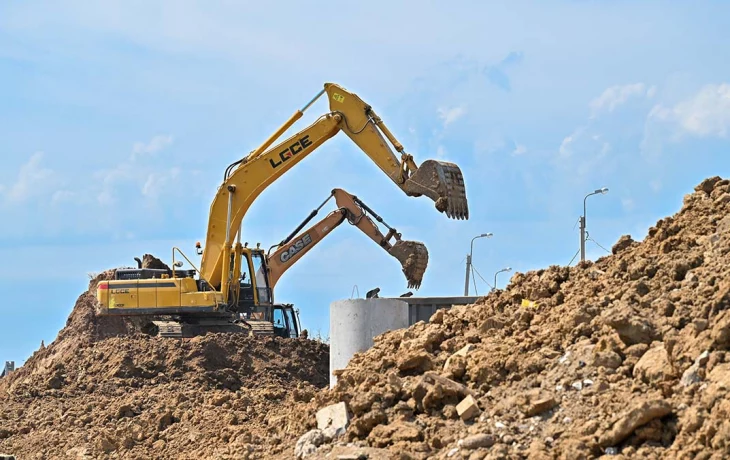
[236,248,273,310]
[233,247,299,338]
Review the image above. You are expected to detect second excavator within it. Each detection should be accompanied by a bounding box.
[94,82,469,337]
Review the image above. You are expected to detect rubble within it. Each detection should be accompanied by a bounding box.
[0,272,329,459]
[293,176,730,459]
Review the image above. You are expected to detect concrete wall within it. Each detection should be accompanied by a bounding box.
[1,361,14,378]
[329,298,409,388]
[396,296,480,325]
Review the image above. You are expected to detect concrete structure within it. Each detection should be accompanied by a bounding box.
[396,296,480,325]
[328,296,480,387]
[1,361,14,378]
[329,298,409,387]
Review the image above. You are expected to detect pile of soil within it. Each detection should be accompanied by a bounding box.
[294,176,730,459]
[0,270,329,459]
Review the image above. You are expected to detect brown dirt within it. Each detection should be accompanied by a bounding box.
[0,270,329,459]
[5,176,730,459]
[293,176,730,459]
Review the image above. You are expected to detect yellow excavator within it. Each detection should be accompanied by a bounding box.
[95,82,469,338]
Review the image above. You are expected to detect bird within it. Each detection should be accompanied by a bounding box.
[400,291,413,298]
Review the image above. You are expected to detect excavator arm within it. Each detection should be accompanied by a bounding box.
[200,82,468,291]
[265,188,429,290]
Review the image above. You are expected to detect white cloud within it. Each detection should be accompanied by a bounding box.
[51,190,77,205]
[512,144,527,156]
[559,127,584,157]
[1,152,58,205]
[621,198,635,211]
[132,134,173,160]
[437,106,466,127]
[590,83,652,117]
[648,83,730,138]
[142,167,182,199]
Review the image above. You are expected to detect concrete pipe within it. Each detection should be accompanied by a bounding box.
[329,298,409,388]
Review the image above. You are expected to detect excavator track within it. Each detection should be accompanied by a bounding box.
[148,318,274,338]
[388,240,429,289]
[403,160,469,220]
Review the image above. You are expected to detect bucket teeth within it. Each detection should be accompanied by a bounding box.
[402,160,469,220]
[388,240,429,289]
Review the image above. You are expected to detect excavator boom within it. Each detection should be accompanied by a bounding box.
[200,82,468,291]
[266,189,428,289]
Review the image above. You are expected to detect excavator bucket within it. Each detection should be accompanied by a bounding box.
[388,240,429,289]
[403,160,469,220]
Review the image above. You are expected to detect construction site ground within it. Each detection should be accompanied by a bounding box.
[3,175,730,459]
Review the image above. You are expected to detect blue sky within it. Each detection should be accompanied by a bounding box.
[1,1,729,365]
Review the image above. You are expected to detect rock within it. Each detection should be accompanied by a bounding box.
[456,395,480,421]
[592,351,623,369]
[633,345,675,384]
[211,393,231,406]
[430,309,445,324]
[316,402,350,436]
[518,389,558,417]
[459,433,496,449]
[681,350,710,387]
[368,422,422,447]
[444,344,475,373]
[604,311,658,346]
[413,371,475,410]
[612,235,635,254]
[695,176,721,193]
[397,351,434,373]
[599,399,673,447]
[711,313,730,348]
[96,435,117,454]
[152,440,166,450]
[295,429,325,459]
[157,411,175,431]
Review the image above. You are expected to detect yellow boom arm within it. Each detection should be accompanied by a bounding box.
[200,82,468,292]
[265,188,428,289]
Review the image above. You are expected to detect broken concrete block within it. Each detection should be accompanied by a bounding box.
[456,394,480,421]
[316,402,350,435]
[295,429,325,459]
[444,344,475,372]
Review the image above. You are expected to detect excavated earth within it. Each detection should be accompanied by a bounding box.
[289,176,730,460]
[4,176,730,459]
[0,271,329,459]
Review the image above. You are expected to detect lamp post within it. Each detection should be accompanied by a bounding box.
[492,267,512,292]
[580,187,609,262]
[464,233,493,295]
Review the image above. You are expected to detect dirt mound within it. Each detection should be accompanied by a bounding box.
[0,271,329,459]
[294,176,730,459]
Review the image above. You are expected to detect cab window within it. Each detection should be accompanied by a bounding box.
[273,308,285,328]
[251,252,271,304]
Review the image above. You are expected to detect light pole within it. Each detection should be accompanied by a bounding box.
[580,187,609,262]
[492,267,512,292]
[464,233,493,295]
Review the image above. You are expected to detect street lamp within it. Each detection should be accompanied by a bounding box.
[492,267,512,292]
[580,187,609,262]
[464,233,493,295]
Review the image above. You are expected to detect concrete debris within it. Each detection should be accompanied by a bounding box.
[316,402,350,436]
[290,177,730,459]
[456,395,480,421]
